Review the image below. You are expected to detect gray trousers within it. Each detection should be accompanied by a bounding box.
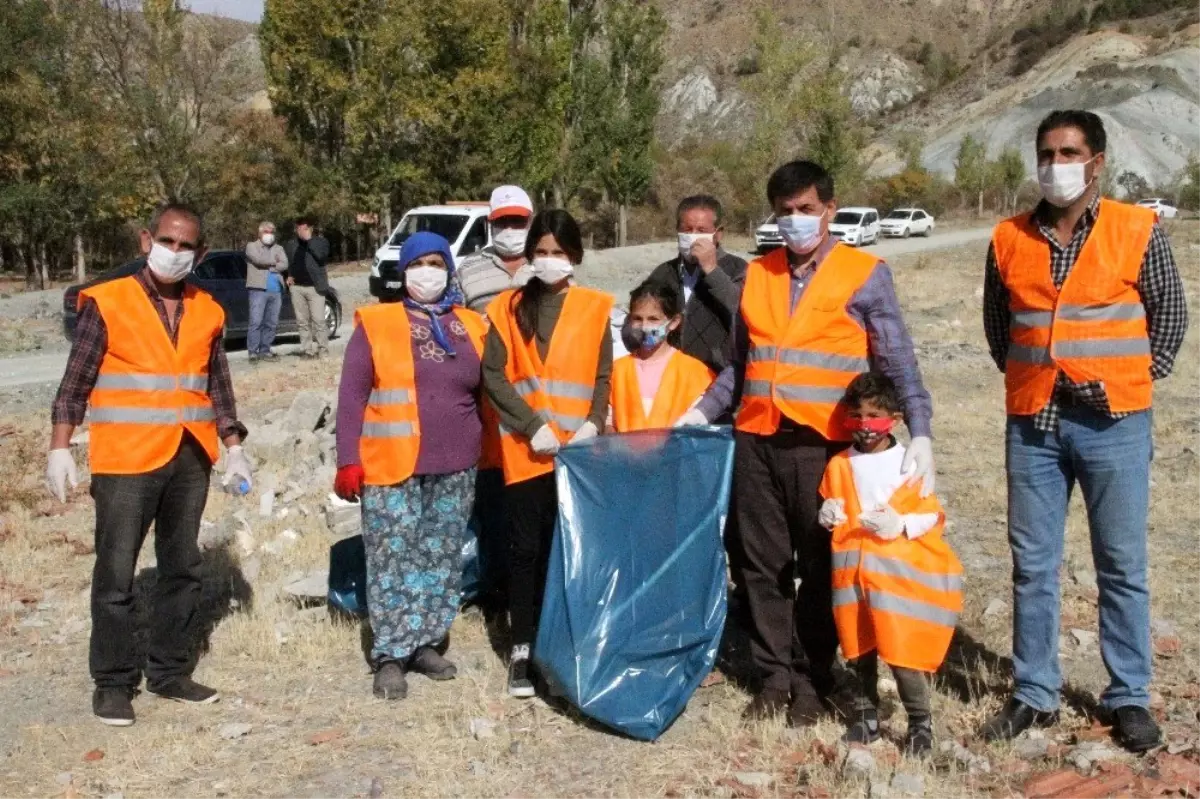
[292,285,329,355]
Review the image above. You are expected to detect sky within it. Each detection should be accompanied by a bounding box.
[185,0,264,22]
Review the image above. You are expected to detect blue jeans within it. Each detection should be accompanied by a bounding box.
[1006,408,1153,712]
[248,288,281,355]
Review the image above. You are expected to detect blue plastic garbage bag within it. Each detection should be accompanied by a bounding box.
[533,426,734,741]
[327,515,484,618]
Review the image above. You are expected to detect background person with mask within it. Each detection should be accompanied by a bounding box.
[978,110,1187,752]
[644,195,746,373]
[482,209,613,699]
[332,232,489,701]
[678,161,934,728]
[457,185,535,618]
[244,220,287,360]
[283,214,331,359]
[47,203,253,727]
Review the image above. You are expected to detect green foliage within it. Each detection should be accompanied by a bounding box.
[993,147,1027,214]
[954,134,990,214]
[1116,170,1151,201]
[897,131,924,172]
[1009,0,1089,76]
[1091,0,1196,24]
[1178,155,1200,211]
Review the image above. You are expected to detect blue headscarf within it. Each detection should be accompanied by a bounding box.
[398,231,464,357]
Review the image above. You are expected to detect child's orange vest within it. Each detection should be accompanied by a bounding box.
[609,350,714,432]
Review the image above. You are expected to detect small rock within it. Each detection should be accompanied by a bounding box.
[283,571,329,602]
[1152,618,1177,638]
[509,741,523,756]
[56,772,73,786]
[951,743,991,774]
[1070,628,1098,648]
[368,777,384,798]
[258,492,274,518]
[274,621,292,645]
[217,722,252,740]
[467,760,487,777]
[470,718,496,740]
[241,556,261,584]
[1071,567,1098,591]
[1014,736,1050,760]
[983,598,1008,619]
[1070,740,1117,771]
[18,617,48,629]
[733,772,773,788]
[843,747,877,779]
[887,773,924,798]
[877,677,897,695]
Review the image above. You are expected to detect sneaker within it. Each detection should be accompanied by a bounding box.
[844,708,881,744]
[247,354,259,363]
[93,687,136,727]
[408,646,457,681]
[373,660,408,700]
[263,351,279,360]
[1113,705,1162,752]
[508,644,535,698]
[903,716,934,757]
[147,676,220,704]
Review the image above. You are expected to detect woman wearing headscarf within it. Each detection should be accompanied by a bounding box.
[482,209,614,698]
[334,232,488,700]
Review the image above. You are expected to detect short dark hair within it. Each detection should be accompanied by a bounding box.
[148,202,204,243]
[1036,110,1107,155]
[766,160,835,205]
[842,372,902,414]
[295,214,318,228]
[675,195,723,227]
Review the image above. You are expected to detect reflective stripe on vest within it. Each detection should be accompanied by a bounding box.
[361,421,416,438]
[832,585,959,628]
[90,406,215,424]
[511,375,590,433]
[831,550,963,594]
[94,373,210,391]
[748,345,869,373]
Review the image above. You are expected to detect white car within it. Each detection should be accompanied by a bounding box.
[880,208,935,238]
[828,207,880,246]
[754,215,784,253]
[369,203,492,298]
[1136,198,1178,219]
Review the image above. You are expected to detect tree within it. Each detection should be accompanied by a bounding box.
[802,68,868,197]
[897,131,925,173]
[1178,154,1200,211]
[1115,170,1150,201]
[994,147,1026,215]
[954,134,991,217]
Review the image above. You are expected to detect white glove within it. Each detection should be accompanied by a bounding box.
[46,448,79,503]
[859,506,905,541]
[222,444,254,492]
[817,498,848,530]
[569,420,598,444]
[530,424,560,456]
[901,436,936,498]
[673,408,709,428]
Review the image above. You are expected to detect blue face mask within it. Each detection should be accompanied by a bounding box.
[623,322,669,352]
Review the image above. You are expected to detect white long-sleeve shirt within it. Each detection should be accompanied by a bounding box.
[847,442,940,539]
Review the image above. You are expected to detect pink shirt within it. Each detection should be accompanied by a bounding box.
[633,345,677,415]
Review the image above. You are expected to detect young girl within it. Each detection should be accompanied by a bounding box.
[817,372,962,756]
[481,209,614,698]
[609,281,715,432]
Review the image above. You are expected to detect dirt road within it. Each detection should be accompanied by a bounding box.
[0,226,995,390]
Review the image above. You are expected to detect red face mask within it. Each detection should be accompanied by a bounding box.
[844,417,896,435]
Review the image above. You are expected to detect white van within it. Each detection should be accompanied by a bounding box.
[828,207,880,247]
[369,203,491,298]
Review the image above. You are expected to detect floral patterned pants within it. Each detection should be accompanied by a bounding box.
[361,468,476,663]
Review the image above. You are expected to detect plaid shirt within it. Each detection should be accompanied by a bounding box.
[983,193,1188,431]
[51,268,246,442]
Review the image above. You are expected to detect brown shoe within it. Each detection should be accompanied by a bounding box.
[788,691,828,727]
[743,688,789,721]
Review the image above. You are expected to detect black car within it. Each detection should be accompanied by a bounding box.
[61,250,342,344]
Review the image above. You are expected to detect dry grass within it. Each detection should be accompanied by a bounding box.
[0,223,1197,798]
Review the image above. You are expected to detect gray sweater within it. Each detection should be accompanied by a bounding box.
[244,241,287,290]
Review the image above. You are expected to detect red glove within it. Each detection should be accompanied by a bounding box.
[334,464,365,501]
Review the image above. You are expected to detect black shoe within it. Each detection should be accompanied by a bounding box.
[978,698,1057,742]
[788,691,830,728]
[93,687,137,727]
[373,660,408,700]
[743,688,790,721]
[904,716,934,757]
[508,645,535,698]
[408,646,457,681]
[1112,705,1161,752]
[147,676,220,704]
[844,708,881,744]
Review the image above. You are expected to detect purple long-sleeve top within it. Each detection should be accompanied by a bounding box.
[337,308,482,476]
[695,236,933,438]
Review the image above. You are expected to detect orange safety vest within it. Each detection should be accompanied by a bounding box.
[820,449,963,673]
[355,304,487,486]
[736,244,878,441]
[609,350,715,432]
[487,286,614,485]
[993,198,1156,415]
[80,275,223,475]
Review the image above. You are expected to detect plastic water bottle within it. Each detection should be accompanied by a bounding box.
[224,477,251,496]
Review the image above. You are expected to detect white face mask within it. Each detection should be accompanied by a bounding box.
[677,232,714,260]
[1037,159,1094,208]
[492,226,528,257]
[405,265,448,304]
[776,211,826,254]
[146,242,195,284]
[530,257,574,285]
[260,233,276,246]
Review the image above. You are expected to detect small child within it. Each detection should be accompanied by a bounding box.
[818,372,962,756]
[609,281,714,432]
